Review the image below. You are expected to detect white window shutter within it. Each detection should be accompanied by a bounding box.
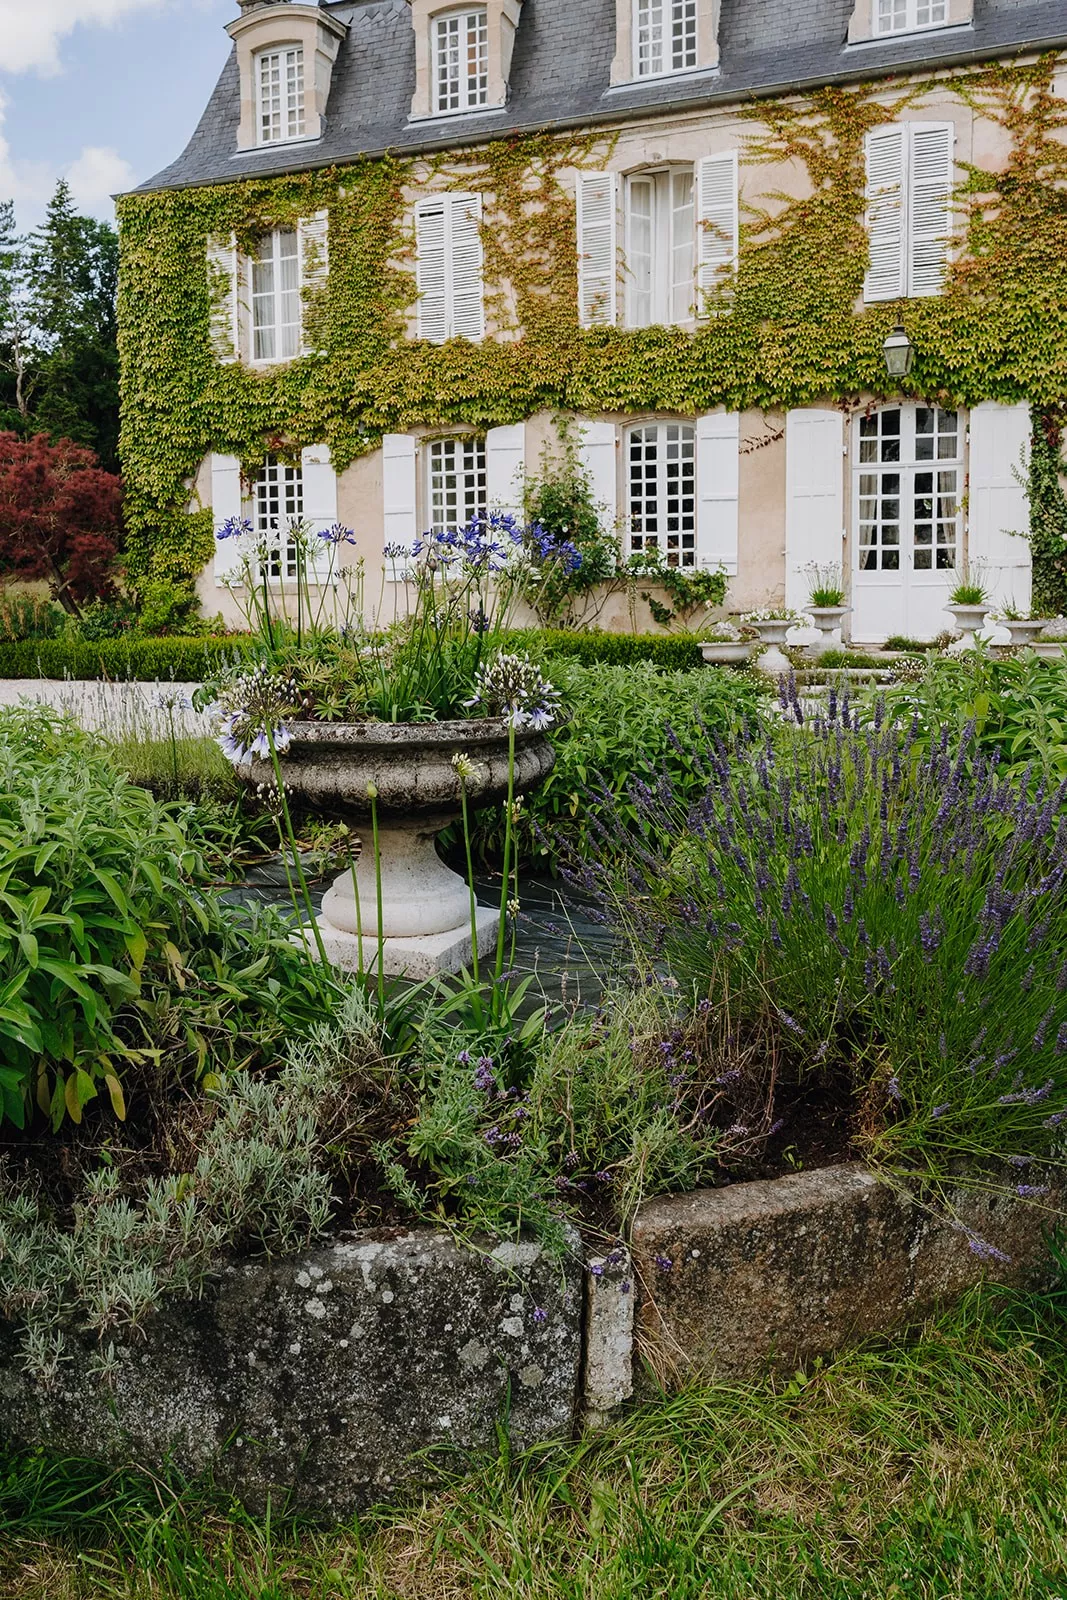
[696,411,740,575]
[382,433,418,575]
[784,409,845,611]
[908,124,953,298]
[968,402,1032,614]
[579,420,618,531]
[696,153,738,299]
[416,203,449,343]
[449,193,485,341]
[207,234,240,363]
[301,443,338,582]
[864,127,907,303]
[486,424,526,518]
[211,454,245,587]
[577,172,618,328]
[297,210,329,354]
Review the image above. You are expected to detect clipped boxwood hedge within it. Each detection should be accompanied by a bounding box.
[0,630,701,682]
[0,636,258,682]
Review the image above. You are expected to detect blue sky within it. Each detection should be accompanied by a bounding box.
[0,0,235,230]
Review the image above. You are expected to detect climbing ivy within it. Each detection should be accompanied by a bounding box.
[116,58,1067,603]
[1027,409,1067,616]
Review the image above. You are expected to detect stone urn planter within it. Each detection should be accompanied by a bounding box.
[699,639,754,666]
[1033,638,1067,660]
[805,605,850,657]
[241,719,555,978]
[747,620,793,677]
[1000,618,1048,649]
[946,602,989,654]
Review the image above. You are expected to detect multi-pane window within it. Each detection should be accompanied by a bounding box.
[626,169,695,327]
[251,229,301,363]
[428,437,487,532]
[434,8,489,113]
[627,423,697,568]
[857,407,961,573]
[257,48,305,145]
[255,458,304,582]
[635,0,698,78]
[874,0,947,34]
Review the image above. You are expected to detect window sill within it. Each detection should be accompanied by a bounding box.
[232,134,323,159]
[407,104,508,126]
[845,21,973,49]
[606,64,721,93]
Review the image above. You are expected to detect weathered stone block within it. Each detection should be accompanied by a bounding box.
[0,1227,582,1518]
[631,1164,1060,1385]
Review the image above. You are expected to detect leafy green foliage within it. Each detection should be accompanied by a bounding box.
[1028,409,1067,616]
[518,422,620,628]
[0,633,256,680]
[624,552,728,631]
[0,591,67,641]
[0,708,336,1131]
[468,658,765,866]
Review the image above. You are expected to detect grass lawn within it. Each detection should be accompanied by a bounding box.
[3,1285,1067,1599]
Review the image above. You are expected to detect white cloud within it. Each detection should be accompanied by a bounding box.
[0,0,169,76]
[66,146,136,217]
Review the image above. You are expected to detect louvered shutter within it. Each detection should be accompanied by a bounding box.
[301,443,338,583]
[695,411,740,575]
[968,402,1032,615]
[449,193,485,341]
[864,127,907,303]
[907,124,953,298]
[416,202,449,343]
[579,421,618,531]
[784,409,844,612]
[207,234,239,363]
[487,424,526,518]
[577,172,618,328]
[383,433,418,578]
[211,454,245,587]
[696,153,738,300]
[297,210,329,354]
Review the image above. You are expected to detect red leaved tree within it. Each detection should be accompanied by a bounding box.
[0,431,122,615]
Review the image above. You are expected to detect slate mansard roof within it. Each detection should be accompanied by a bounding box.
[138,0,1067,194]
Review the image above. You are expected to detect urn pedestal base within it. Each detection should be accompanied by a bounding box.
[299,903,500,981]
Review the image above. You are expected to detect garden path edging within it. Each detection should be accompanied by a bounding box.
[0,1164,1058,1518]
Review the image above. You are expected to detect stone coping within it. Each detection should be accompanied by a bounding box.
[1,1163,1059,1518]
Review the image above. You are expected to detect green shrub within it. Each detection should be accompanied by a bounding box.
[466,658,765,866]
[0,635,256,681]
[507,628,704,671]
[0,708,338,1131]
[0,593,68,642]
[583,691,1067,1206]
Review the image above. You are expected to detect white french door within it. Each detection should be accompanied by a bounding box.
[851,405,962,642]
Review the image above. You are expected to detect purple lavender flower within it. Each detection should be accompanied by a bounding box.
[532,1306,548,1325]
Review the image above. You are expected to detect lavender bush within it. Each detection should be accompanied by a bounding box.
[579,684,1067,1189]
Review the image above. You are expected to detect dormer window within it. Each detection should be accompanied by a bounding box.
[874,0,947,33]
[257,46,305,145]
[434,8,489,113]
[635,0,698,77]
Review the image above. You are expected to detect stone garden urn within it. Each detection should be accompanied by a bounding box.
[1000,618,1050,649]
[242,719,555,979]
[946,603,989,654]
[699,639,754,666]
[747,620,793,677]
[805,605,850,657]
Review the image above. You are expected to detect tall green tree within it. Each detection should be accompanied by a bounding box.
[24,182,120,470]
[0,199,37,434]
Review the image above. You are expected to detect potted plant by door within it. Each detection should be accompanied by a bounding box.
[988,604,1051,650]
[945,565,991,653]
[211,506,574,978]
[803,564,850,657]
[740,608,805,676]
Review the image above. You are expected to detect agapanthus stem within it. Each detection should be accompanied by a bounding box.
[495,722,517,1009]
[267,727,331,982]
[460,778,481,987]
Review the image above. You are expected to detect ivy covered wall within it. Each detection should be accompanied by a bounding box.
[116,57,1067,606]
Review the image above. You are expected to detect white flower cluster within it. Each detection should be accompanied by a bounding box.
[465,651,561,731]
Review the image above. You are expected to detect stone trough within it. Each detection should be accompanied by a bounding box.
[0,1164,1058,1518]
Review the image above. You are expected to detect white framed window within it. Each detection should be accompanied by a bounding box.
[254,457,304,582]
[627,422,697,567]
[434,8,489,113]
[874,0,948,35]
[855,406,962,574]
[256,47,305,145]
[415,194,485,342]
[251,229,301,364]
[427,437,488,532]
[626,169,695,327]
[865,123,954,301]
[634,0,698,77]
